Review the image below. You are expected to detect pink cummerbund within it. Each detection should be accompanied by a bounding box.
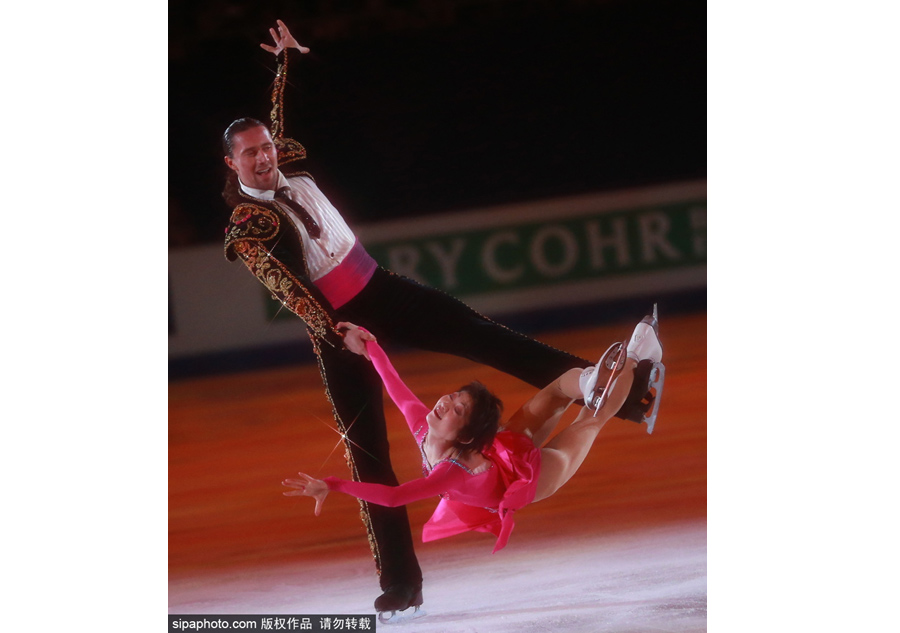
[313,238,378,309]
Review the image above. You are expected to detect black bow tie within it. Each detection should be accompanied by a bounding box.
[275,187,321,240]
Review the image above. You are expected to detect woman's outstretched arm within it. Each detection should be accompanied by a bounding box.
[283,463,469,514]
[338,322,431,435]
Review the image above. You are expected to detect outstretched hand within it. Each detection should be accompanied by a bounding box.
[337,321,376,360]
[261,19,310,56]
[283,472,329,516]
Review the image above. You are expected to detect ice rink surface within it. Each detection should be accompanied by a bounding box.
[170,520,706,632]
[170,314,707,631]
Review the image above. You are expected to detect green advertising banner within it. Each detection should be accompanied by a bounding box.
[266,181,706,319]
[366,200,706,294]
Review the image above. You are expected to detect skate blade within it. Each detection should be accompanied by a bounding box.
[378,606,426,625]
[647,302,659,331]
[643,362,665,434]
[592,340,628,417]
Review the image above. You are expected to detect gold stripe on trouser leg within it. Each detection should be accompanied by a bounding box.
[311,335,382,577]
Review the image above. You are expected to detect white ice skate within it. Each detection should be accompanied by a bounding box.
[579,340,628,416]
[626,303,663,363]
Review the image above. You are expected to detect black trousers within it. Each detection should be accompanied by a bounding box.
[315,268,590,590]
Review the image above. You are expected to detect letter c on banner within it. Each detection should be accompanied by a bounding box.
[482,231,524,284]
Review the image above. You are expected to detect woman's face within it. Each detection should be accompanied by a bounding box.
[426,391,473,441]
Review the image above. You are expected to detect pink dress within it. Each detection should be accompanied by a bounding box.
[324,340,542,553]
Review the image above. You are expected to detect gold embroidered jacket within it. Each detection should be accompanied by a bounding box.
[223,49,343,349]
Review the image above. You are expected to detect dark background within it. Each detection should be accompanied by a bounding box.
[169,0,705,248]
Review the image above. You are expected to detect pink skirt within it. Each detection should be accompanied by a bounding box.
[422,430,541,553]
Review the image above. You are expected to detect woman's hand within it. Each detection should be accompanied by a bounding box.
[261,19,310,56]
[282,472,329,516]
[336,321,376,360]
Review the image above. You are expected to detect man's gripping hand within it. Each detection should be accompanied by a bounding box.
[260,19,310,56]
[336,321,376,360]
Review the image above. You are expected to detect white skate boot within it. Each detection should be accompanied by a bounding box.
[626,303,663,363]
[579,340,628,416]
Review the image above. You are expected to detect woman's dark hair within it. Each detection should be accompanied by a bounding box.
[454,381,503,457]
[223,117,268,156]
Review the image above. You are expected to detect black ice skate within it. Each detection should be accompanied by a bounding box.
[617,358,665,434]
[375,584,425,624]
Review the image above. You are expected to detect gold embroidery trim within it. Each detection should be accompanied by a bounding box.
[311,337,383,576]
[226,205,339,343]
[270,50,288,140]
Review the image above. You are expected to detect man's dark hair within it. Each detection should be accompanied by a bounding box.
[454,381,503,457]
[223,117,269,156]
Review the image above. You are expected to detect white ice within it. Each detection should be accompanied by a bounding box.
[170,519,706,632]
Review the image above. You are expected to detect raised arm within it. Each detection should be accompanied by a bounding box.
[260,19,310,55]
[259,20,309,141]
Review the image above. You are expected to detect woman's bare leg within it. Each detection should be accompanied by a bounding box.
[504,368,584,448]
[531,306,664,502]
[532,358,637,503]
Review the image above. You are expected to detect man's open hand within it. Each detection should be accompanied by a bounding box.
[261,19,310,56]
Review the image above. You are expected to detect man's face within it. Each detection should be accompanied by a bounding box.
[224,125,279,191]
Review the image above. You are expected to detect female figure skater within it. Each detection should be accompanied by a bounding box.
[283,311,663,617]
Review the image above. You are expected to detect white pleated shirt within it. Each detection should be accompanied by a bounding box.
[239,171,358,281]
